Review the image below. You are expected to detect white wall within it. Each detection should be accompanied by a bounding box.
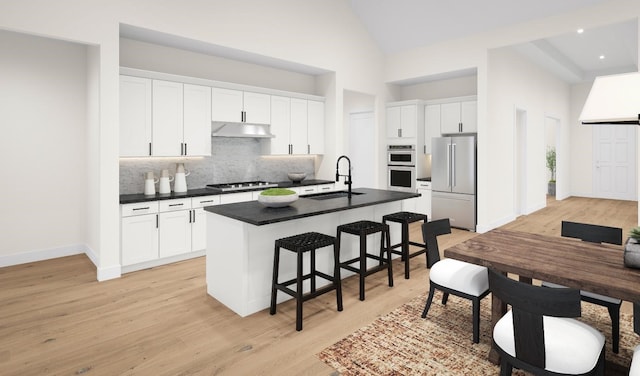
[570,82,597,197]
[484,47,571,230]
[0,30,88,260]
[398,75,477,101]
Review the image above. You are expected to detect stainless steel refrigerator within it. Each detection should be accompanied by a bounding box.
[431,135,476,231]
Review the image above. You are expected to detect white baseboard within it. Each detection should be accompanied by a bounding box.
[477,214,516,234]
[0,244,86,268]
[0,244,122,282]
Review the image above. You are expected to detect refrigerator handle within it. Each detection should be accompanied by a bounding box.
[447,143,451,188]
[451,143,456,188]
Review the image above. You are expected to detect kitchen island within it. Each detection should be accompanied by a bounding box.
[204,188,420,317]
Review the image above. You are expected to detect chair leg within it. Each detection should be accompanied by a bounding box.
[384,226,393,287]
[295,250,303,331]
[421,285,436,318]
[333,241,343,312]
[472,297,480,344]
[269,246,280,315]
[441,292,449,305]
[608,305,620,353]
[359,233,366,301]
[402,222,410,279]
[499,359,512,376]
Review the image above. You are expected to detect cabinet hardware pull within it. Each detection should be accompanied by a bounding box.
[169,203,183,207]
[200,200,214,204]
[133,207,150,211]
[156,214,159,228]
[149,142,152,156]
[192,210,196,223]
[424,145,426,154]
[307,144,310,154]
[184,143,187,155]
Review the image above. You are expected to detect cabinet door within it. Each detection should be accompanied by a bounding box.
[212,87,243,122]
[386,106,401,138]
[243,91,270,124]
[289,98,308,154]
[416,187,432,219]
[460,100,477,133]
[400,105,417,138]
[440,102,462,134]
[191,208,207,252]
[183,84,212,156]
[120,76,152,157]
[152,80,183,156]
[269,95,291,154]
[121,214,158,265]
[159,210,192,258]
[307,100,325,154]
[219,192,253,204]
[424,104,440,154]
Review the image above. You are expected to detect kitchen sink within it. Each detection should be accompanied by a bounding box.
[305,191,365,200]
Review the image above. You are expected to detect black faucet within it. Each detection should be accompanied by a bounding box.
[336,155,352,198]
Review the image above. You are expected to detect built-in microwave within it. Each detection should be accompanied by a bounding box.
[387,145,415,166]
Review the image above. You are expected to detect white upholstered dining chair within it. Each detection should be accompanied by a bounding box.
[421,218,490,343]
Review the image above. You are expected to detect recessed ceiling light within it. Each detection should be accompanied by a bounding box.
[599,55,606,60]
[577,28,584,34]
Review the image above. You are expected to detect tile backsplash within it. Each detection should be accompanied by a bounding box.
[119,138,316,195]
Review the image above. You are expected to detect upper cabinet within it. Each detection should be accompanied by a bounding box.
[424,104,440,154]
[440,99,477,134]
[386,101,424,141]
[211,88,270,125]
[120,75,152,157]
[119,75,212,157]
[269,96,324,155]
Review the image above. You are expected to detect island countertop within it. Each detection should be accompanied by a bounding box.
[204,188,420,226]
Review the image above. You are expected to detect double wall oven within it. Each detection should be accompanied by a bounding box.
[387,144,416,192]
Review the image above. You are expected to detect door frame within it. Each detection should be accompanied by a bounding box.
[513,107,527,216]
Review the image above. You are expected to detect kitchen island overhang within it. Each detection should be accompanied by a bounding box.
[204,188,420,317]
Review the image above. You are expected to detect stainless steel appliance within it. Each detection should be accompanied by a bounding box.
[387,145,416,192]
[206,181,277,192]
[431,136,476,231]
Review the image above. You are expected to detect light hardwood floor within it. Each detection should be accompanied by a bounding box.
[0,196,637,375]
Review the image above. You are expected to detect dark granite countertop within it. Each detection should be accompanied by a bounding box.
[417,177,431,182]
[119,179,335,204]
[204,188,420,226]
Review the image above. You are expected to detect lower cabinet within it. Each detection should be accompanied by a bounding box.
[416,181,432,219]
[120,195,220,271]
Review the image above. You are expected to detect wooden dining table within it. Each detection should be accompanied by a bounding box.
[444,229,640,364]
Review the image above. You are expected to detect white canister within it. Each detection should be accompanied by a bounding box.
[174,172,187,193]
[158,169,173,194]
[144,172,158,196]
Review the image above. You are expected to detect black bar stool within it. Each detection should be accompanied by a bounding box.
[270,232,343,331]
[337,220,393,301]
[382,211,428,279]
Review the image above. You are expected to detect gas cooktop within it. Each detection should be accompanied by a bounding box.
[206,181,278,192]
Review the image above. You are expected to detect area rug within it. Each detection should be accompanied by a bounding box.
[318,292,636,375]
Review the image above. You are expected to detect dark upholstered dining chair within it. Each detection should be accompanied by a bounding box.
[489,269,605,376]
[542,220,623,353]
[421,218,490,343]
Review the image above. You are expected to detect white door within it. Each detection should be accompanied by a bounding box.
[593,125,637,200]
[211,87,243,122]
[119,75,152,157]
[386,106,401,138]
[440,102,461,134]
[121,214,158,265]
[243,91,271,124]
[159,210,192,258]
[289,98,308,154]
[307,100,325,154]
[400,105,417,138]
[349,112,376,188]
[269,95,291,154]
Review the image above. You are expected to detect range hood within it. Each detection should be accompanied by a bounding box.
[579,71,640,125]
[211,121,275,138]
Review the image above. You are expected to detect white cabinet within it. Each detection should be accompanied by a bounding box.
[307,100,325,154]
[269,96,325,155]
[158,199,192,258]
[121,195,220,270]
[424,104,440,154]
[121,202,159,266]
[440,100,477,134]
[211,88,270,124]
[120,76,152,157]
[191,195,221,252]
[416,180,432,219]
[317,183,335,193]
[183,84,212,156]
[120,76,211,157]
[386,102,422,139]
[152,80,184,156]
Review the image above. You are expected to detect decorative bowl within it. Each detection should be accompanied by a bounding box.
[287,172,307,182]
[258,188,299,208]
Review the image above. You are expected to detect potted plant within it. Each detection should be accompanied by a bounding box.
[258,188,298,208]
[546,146,556,196]
[624,227,640,268]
